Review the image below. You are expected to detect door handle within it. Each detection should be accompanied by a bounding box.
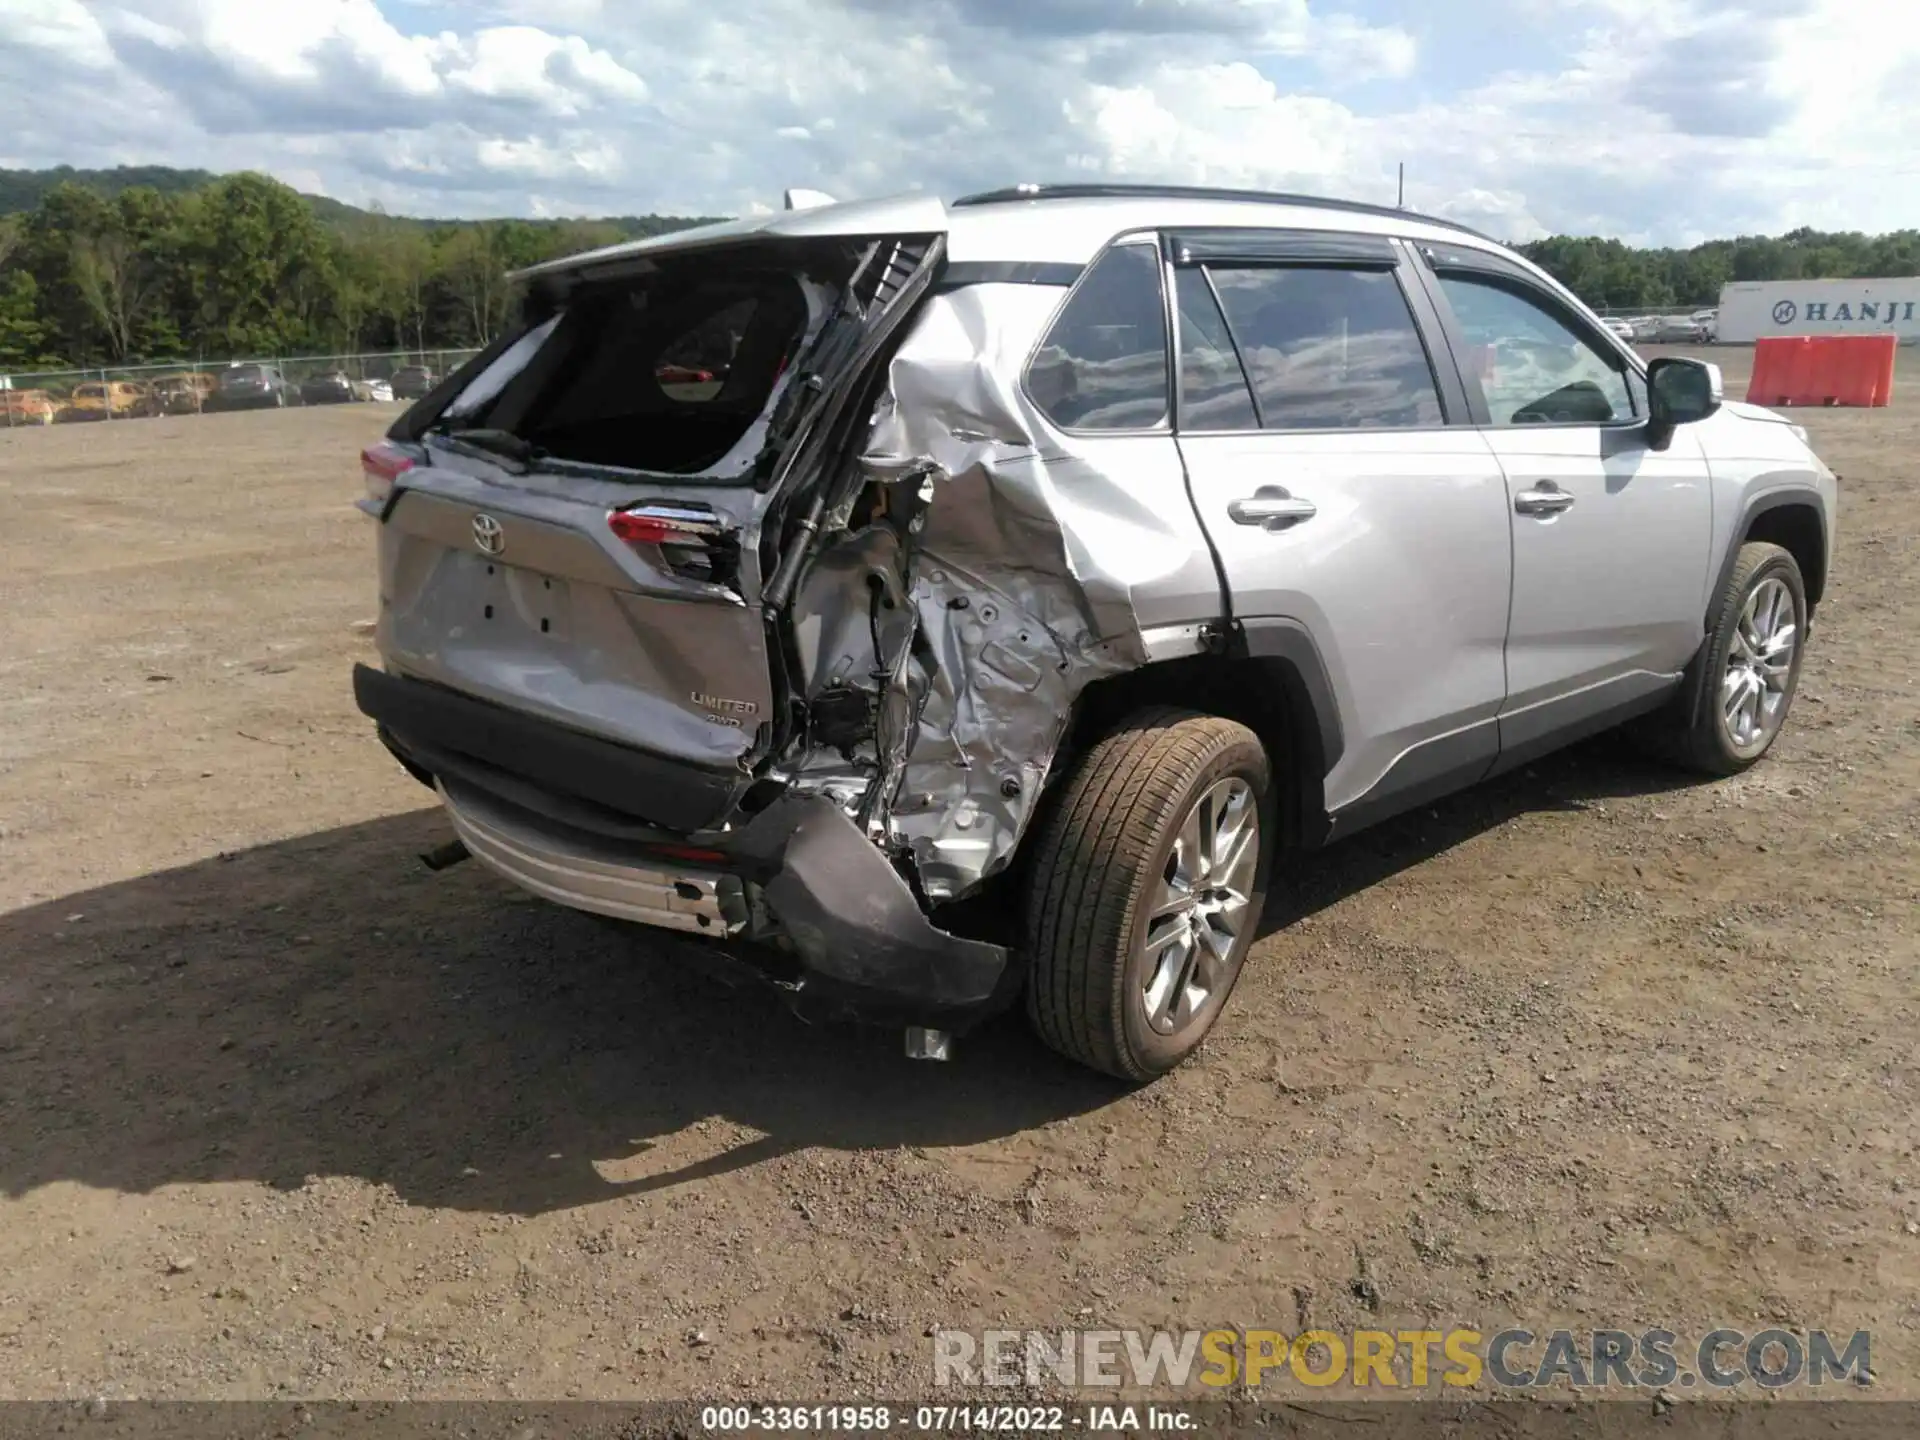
[1228,489,1317,530]
[1514,482,1576,516]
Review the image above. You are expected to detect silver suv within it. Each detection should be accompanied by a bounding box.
[353,184,1836,1080]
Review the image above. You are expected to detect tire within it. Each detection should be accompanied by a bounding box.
[1024,708,1272,1081]
[1651,541,1808,775]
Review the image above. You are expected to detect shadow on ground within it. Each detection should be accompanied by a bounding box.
[0,732,1703,1216]
[1263,729,1703,934]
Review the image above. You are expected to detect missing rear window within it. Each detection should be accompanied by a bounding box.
[458,269,813,476]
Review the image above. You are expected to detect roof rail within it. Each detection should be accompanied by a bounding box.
[950,183,1496,242]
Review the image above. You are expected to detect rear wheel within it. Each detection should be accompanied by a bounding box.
[1024,709,1271,1081]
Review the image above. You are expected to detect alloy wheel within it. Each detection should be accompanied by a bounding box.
[1722,575,1798,751]
[1139,776,1260,1036]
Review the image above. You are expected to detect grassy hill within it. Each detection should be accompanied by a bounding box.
[0,165,226,215]
[0,163,712,233]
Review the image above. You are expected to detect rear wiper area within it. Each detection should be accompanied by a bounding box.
[430,427,544,468]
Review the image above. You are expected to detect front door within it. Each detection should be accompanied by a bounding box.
[1168,236,1514,825]
[1423,264,1713,763]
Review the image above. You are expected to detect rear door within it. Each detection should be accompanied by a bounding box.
[374,235,941,782]
[1169,230,1514,826]
[1411,245,1713,764]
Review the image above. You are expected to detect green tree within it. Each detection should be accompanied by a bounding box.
[0,269,55,369]
[15,181,121,360]
[357,220,434,356]
[65,187,182,361]
[326,227,386,353]
[177,172,332,356]
[438,223,511,345]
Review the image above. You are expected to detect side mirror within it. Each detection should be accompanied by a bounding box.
[1645,356,1722,451]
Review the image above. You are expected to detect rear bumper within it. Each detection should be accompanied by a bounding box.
[353,662,747,832]
[353,664,1014,1028]
[438,776,750,936]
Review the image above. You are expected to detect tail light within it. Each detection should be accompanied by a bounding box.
[608,509,704,546]
[608,503,741,589]
[361,442,415,507]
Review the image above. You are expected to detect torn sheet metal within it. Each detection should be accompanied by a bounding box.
[785,282,1222,900]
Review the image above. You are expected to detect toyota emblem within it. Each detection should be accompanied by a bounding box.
[471,513,505,556]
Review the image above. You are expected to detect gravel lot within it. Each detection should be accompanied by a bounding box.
[1,348,1915,1403]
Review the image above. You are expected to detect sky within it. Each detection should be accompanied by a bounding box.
[3,0,1919,244]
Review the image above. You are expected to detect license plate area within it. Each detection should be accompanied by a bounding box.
[478,559,573,643]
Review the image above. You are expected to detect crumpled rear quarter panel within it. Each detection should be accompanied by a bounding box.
[789,281,1223,901]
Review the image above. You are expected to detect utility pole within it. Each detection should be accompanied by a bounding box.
[1397,163,1405,209]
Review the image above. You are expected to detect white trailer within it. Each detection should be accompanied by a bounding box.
[1717,277,1920,344]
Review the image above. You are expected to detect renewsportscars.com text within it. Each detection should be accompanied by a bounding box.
[932,1327,1871,1391]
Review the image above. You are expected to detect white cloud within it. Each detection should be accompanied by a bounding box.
[0,0,115,67]
[435,26,647,114]
[475,133,622,179]
[130,0,444,95]
[1,0,1918,241]
[1429,187,1548,243]
[1069,63,1362,188]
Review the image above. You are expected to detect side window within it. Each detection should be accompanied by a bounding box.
[1174,267,1258,431]
[1435,274,1635,425]
[1204,266,1445,430]
[1025,243,1169,430]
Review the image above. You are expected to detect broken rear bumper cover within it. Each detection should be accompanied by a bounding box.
[352,664,1013,1027]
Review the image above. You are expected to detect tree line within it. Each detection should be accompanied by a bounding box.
[1515,229,1920,312]
[0,171,711,372]
[6,165,1920,371]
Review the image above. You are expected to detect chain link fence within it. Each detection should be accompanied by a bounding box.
[0,349,483,428]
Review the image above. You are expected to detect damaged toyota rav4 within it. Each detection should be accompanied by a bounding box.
[354,183,1837,1080]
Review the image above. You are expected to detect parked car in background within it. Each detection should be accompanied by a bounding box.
[0,388,58,425]
[300,370,358,405]
[1601,317,1635,341]
[1691,308,1719,342]
[205,363,299,411]
[301,371,398,404]
[353,181,1837,1081]
[58,380,157,421]
[152,372,217,414]
[390,365,437,400]
[1650,315,1709,343]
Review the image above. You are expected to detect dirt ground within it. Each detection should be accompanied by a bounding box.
[1,350,1915,1405]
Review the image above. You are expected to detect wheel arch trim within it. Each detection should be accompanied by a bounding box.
[1235,615,1346,776]
[1714,488,1828,619]
[1685,497,1822,735]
